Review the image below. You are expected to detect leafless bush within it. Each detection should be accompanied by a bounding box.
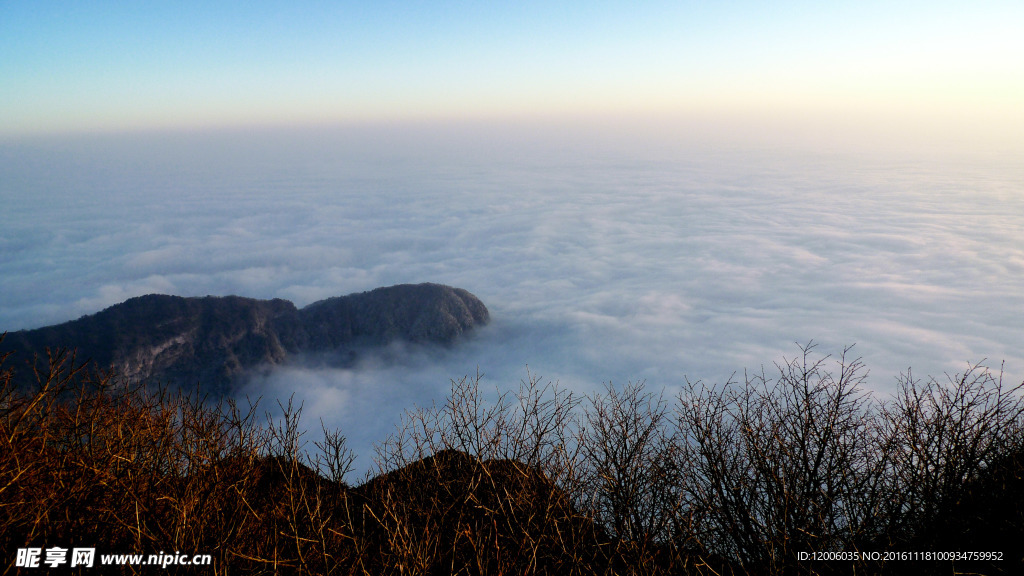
[367,369,601,575]
[880,362,1024,551]
[0,341,361,574]
[312,420,357,486]
[574,380,687,573]
[677,344,886,574]
[372,368,580,475]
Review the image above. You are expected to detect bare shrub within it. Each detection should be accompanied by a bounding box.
[678,343,885,574]
[0,342,360,574]
[367,370,600,575]
[574,380,687,574]
[880,362,1024,551]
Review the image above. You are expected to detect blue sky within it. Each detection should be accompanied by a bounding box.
[2,1,1022,142]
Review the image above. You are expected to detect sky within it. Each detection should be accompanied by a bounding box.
[2,2,1024,473]
[2,1,1023,148]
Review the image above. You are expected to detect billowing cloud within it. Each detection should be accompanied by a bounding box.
[3,123,1023,473]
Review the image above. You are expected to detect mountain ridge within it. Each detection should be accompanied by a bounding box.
[2,283,489,392]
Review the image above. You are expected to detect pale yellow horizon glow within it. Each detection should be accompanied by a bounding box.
[3,1,1021,156]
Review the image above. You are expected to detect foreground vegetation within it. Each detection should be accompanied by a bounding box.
[2,338,1023,575]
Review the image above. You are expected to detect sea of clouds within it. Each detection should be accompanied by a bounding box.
[2,121,1023,473]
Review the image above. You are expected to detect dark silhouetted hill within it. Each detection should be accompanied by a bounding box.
[346,448,605,575]
[1,283,488,392]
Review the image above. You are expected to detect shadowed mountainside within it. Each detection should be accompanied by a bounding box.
[1,283,488,392]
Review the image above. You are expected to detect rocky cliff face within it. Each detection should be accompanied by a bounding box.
[2,283,489,392]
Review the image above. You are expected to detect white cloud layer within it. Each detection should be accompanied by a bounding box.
[3,123,1023,472]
